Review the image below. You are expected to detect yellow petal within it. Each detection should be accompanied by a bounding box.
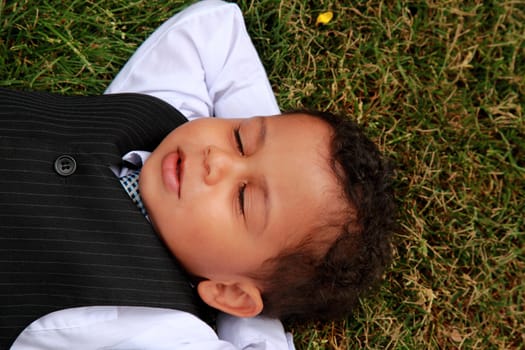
[316,11,333,25]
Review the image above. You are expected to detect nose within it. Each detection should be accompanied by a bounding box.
[203,145,243,185]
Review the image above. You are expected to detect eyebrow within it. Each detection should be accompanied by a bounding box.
[254,117,270,235]
[255,116,267,150]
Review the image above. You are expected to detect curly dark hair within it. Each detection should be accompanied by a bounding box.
[254,110,396,321]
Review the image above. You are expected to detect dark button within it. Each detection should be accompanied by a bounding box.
[54,155,77,176]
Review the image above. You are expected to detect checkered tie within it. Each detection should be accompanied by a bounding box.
[119,170,148,217]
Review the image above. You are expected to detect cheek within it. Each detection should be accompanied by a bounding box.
[170,205,213,239]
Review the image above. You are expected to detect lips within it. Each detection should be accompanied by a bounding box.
[161,149,184,197]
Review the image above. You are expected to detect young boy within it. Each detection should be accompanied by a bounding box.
[1,92,393,349]
[1,1,395,349]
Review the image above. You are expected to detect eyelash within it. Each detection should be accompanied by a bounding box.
[238,183,246,216]
[234,126,246,216]
[234,126,244,155]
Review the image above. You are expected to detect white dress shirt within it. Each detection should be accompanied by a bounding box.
[12,307,293,350]
[11,1,293,349]
[106,0,280,120]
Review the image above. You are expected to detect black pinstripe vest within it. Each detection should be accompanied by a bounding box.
[0,89,204,347]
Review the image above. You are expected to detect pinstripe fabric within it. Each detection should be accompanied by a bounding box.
[0,89,204,347]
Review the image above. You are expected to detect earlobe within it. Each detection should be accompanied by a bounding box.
[197,279,263,317]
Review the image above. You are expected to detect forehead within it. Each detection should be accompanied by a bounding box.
[262,114,343,249]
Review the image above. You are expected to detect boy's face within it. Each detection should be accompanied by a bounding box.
[140,113,342,282]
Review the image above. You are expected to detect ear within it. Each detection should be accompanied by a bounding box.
[197,279,263,317]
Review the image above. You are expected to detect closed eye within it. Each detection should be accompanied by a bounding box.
[234,126,244,155]
[238,183,246,216]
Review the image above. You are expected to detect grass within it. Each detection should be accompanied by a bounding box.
[1,0,523,348]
